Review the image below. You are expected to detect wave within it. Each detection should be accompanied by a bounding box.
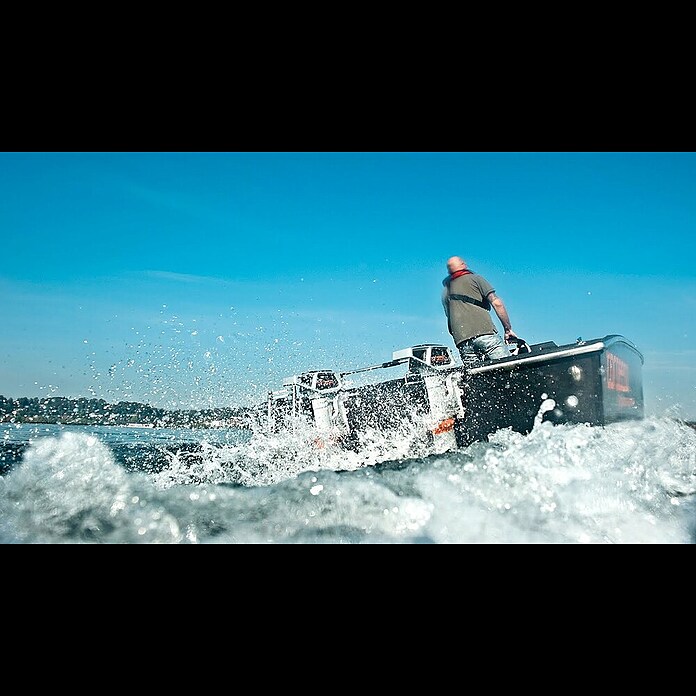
[1,416,695,544]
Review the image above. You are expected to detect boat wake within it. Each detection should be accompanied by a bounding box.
[1,416,695,543]
[149,413,439,489]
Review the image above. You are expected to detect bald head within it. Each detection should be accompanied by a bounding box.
[447,256,467,274]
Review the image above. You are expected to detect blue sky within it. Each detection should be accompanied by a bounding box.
[1,151,695,419]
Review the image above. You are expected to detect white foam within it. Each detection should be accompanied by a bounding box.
[1,417,694,544]
[0,431,183,543]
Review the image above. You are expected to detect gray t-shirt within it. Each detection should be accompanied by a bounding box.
[442,272,497,344]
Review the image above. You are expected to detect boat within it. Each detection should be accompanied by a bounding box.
[256,334,644,451]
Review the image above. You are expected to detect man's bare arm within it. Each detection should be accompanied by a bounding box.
[488,293,518,341]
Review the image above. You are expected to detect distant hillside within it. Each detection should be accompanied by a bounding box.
[0,395,252,428]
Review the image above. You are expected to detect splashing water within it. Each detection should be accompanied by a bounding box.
[150,412,436,489]
[1,416,695,543]
[0,431,183,543]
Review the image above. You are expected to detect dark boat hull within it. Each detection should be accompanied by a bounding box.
[454,335,644,446]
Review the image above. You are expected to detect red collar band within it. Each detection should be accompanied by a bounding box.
[449,269,472,280]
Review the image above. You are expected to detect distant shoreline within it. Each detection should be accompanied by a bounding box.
[0,395,253,429]
[0,417,252,430]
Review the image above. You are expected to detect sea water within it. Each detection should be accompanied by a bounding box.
[1,416,695,544]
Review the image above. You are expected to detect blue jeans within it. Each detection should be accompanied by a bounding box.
[457,333,509,368]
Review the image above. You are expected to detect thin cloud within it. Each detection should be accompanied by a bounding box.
[143,270,236,286]
[121,181,229,226]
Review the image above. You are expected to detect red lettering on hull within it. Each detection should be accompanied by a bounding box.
[606,353,630,392]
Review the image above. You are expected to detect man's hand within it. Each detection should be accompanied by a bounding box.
[504,329,518,343]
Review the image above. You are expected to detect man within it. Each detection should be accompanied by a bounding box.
[442,255,519,367]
